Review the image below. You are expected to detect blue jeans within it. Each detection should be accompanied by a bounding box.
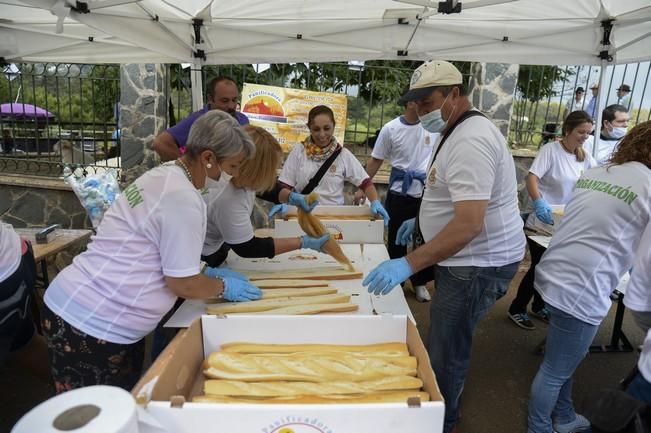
[627,373,651,404]
[528,305,598,433]
[429,262,520,433]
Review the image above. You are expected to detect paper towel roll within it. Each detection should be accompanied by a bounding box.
[12,385,138,433]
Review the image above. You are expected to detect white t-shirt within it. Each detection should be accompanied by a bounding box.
[638,328,651,383]
[583,135,621,166]
[44,164,207,344]
[279,144,370,205]
[623,222,651,313]
[203,182,256,256]
[419,113,526,267]
[0,222,21,283]
[371,116,437,198]
[565,97,584,113]
[535,162,651,325]
[528,140,596,206]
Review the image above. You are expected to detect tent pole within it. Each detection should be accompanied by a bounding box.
[190,60,203,112]
[593,58,606,159]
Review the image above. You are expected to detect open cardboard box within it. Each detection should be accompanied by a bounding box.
[525,204,565,235]
[274,205,385,244]
[136,315,444,432]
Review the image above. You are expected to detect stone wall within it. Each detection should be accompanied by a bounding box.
[118,64,166,185]
[0,175,91,229]
[470,63,519,138]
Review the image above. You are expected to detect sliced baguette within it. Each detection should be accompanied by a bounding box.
[193,390,430,404]
[206,293,350,314]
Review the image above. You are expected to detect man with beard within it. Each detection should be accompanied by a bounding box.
[153,76,249,162]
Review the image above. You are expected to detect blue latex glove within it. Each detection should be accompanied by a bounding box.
[204,266,249,281]
[396,218,416,246]
[533,197,554,225]
[363,257,413,296]
[301,233,331,252]
[268,203,289,220]
[370,200,390,226]
[288,192,319,213]
[222,278,262,302]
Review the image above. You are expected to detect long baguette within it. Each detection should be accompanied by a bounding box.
[193,391,430,404]
[297,192,355,271]
[204,375,423,397]
[253,279,330,288]
[260,288,338,299]
[203,353,417,382]
[245,268,362,281]
[206,293,350,314]
[219,342,409,356]
[252,303,358,315]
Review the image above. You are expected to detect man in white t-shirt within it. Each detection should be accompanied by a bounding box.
[361,99,437,302]
[584,104,629,166]
[363,61,525,433]
[564,87,585,117]
[624,222,651,333]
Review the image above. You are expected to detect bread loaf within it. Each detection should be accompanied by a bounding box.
[219,342,409,356]
[260,288,338,299]
[193,390,430,404]
[297,192,355,271]
[206,293,350,314]
[203,352,417,382]
[204,375,423,397]
[253,279,331,288]
[252,302,358,315]
[245,268,362,281]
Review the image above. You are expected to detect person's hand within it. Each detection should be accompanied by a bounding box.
[363,258,413,296]
[533,198,554,225]
[223,278,262,302]
[301,234,331,252]
[396,218,416,246]
[353,190,367,205]
[370,200,390,226]
[268,203,289,220]
[288,192,318,213]
[204,266,249,281]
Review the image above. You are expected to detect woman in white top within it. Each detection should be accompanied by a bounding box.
[527,120,651,433]
[42,110,261,393]
[508,111,596,331]
[202,125,330,266]
[274,105,389,223]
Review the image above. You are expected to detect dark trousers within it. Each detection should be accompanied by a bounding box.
[385,191,433,286]
[508,235,546,315]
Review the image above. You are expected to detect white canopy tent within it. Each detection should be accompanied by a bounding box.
[1,0,650,121]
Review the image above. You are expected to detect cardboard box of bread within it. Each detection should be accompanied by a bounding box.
[525,204,565,235]
[135,315,444,432]
[274,205,385,244]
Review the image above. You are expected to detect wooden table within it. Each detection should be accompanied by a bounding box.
[15,227,93,332]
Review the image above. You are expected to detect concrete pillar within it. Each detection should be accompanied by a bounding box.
[469,62,518,139]
[119,64,167,184]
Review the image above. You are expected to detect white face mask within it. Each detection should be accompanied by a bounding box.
[609,126,627,140]
[418,93,452,133]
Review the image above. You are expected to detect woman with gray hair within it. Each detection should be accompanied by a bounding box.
[41,110,261,392]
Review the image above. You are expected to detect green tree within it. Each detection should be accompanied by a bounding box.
[517,65,571,102]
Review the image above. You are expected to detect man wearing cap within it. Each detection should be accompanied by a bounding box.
[153,76,249,162]
[359,95,438,302]
[585,83,599,121]
[616,83,632,109]
[564,87,585,117]
[363,60,525,433]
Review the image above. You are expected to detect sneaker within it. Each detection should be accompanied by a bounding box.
[414,285,431,302]
[553,414,591,433]
[508,312,536,330]
[531,307,550,323]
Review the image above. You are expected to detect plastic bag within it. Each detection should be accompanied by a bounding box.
[63,167,121,228]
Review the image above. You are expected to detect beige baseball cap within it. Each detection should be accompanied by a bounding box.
[401,60,463,102]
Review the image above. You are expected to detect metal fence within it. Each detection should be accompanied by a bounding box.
[510,62,651,149]
[0,63,120,176]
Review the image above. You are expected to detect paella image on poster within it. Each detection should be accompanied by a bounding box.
[241,83,348,152]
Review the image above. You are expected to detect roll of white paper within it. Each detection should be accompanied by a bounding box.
[12,385,138,433]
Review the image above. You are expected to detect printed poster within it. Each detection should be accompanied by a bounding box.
[241,83,348,152]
